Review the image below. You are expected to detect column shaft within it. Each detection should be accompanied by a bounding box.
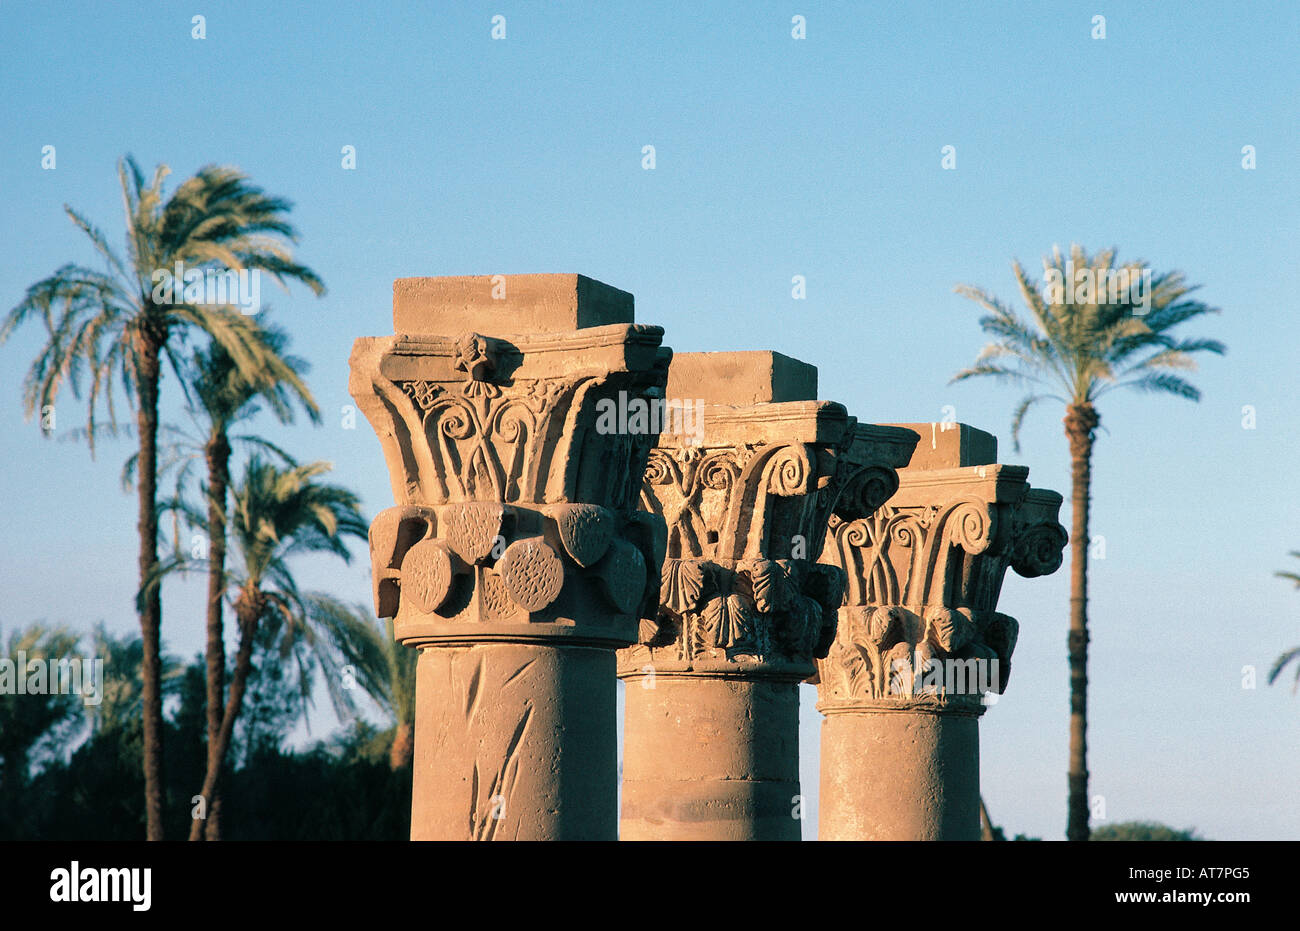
[819,708,979,840]
[621,674,800,840]
[412,644,616,840]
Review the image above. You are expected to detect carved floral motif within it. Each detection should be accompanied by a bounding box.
[626,436,852,672]
[395,374,577,503]
[819,603,1019,706]
[638,556,845,664]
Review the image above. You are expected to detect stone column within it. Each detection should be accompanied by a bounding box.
[349,274,670,840]
[813,423,1067,840]
[617,351,918,840]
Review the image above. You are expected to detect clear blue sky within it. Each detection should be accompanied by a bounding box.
[1,1,1296,840]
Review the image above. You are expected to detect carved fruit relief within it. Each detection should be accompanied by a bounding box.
[555,503,615,568]
[595,538,647,615]
[446,502,508,565]
[499,537,565,613]
[401,539,456,614]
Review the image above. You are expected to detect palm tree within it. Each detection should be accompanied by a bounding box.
[124,320,318,838]
[951,244,1224,841]
[185,323,318,838]
[2,156,324,839]
[251,605,415,771]
[190,456,373,840]
[1270,552,1300,692]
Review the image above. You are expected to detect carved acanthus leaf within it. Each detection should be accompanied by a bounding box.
[634,555,843,667]
[703,591,756,652]
[660,558,706,617]
[815,603,1015,707]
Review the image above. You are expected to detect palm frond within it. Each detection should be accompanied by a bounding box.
[1104,371,1201,401]
[1009,393,1051,453]
[1267,648,1300,693]
[951,244,1224,444]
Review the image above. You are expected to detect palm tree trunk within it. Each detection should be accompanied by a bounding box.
[189,590,260,841]
[1064,403,1098,841]
[390,722,414,770]
[200,432,231,841]
[136,334,166,841]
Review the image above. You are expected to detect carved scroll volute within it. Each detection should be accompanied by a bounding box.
[719,442,820,562]
[641,445,747,561]
[816,422,919,604]
[834,465,901,523]
[824,423,918,521]
[920,497,997,609]
[1008,489,1069,579]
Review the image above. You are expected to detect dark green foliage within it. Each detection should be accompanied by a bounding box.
[0,629,408,841]
[1091,821,1203,841]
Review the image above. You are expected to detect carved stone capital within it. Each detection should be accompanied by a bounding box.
[618,353,916,680]
[350,275,672,649]
[814,423,1067,712]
